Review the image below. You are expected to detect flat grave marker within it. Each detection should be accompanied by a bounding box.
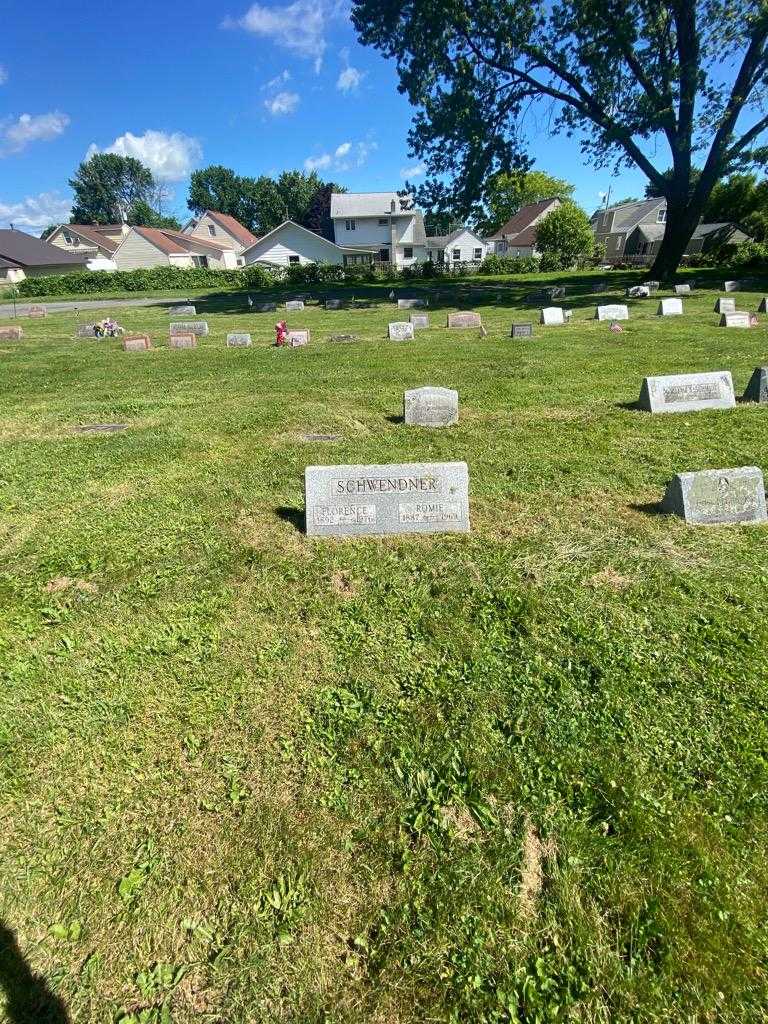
[169,304,196,316]
[169,333,197,349]
[540,307,565,326]
[389,322,414,341]
[511,322,534,338]
[643,280,660,292]
[122,334,152,352]
[305,461,470,537]
[596,304,629,321]
[301,433,342,442]
[76,324,97,337]
[714,297,736,314]
[254,301,277,312]
[73,423,128,434]
[325,299,343,310]
[170,321,208,336]
[743,367,768,403]
[724,280,740,292]
[226,333,252,347]
[398,298,426,309]
[674,284,691,295]
[638,370,735,414]
[404,386,459,428]
[285,300,305,311]
[410,313,430,329]
[328,333,358,343]
[446,311,482,329]
[658,297,683,316]
[288,329,310,347]
[661,467,767,525]
[719,311,751,328]
[28,305,46,318]
[0,326,23,340]
[591,280,608,293]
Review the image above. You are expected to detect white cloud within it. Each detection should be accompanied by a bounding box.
[263,69,291,90]
[226,0,346,71]
[1,112,70,154]
[86,129,202,182]
[337,66,363,93]
[265,90,300,116]
[304,138,377,174]
[400,162,426,179]
[335,142,351,157]
[304,153,332,171]
[0,66,8,86]
[0,191,72,231]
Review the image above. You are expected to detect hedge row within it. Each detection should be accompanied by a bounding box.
[16,263,276,298]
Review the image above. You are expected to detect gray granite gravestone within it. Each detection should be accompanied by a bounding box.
[170,321,208,336]
[398,298,426,308]
[661,467,767,525]
[743,367,768,403]
[227,333,252,347]
[328,333,358,343]
[0,326,23,340]
[674,284,691,295]
[591,280,608,293]
[28,305,46,318]
[410,313,430,329]
[638,371,735,414]
[73,423,128,433]
[447,312,482,328]
[389,322,415,341]
[759,298,768,313]
[643,280,660,292]
[169,304,196,316]
[404,386,459,427]
[724,281,739,292]
[169,333,197,349]
[285,300,305,311]
[76,324,97,337]
[304,461,470,537]
[596,304,629,321]
[658,297,683,316]
[511,322,534,338]
[714,297,736,314]
[545,286,566,299]
[288,330,310,347]
[540,307,565,325]
[719,311,751,328]
[254,302,277,312]
[123,334,151,352]
[627,286,650,298]
[325,299,343,310]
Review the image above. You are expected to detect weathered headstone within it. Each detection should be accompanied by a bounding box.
[328,333,358,343]
[404,386,459,427]
[285,300,305,311]
[288,329,310,347]
[627,286,650,298]
[591,280,608,293]
[674,284,691,295]
[511,322,534,338]
[304,461,470,537]
[446,311,482,328]
[76,324,97,337]
[719,311,751,328]
[325,299,343,310]
[122,334,151,352]
[661,467,767,525]
[170,321,208,336]
[638,371,735,414]
[742,367,768,403]
[169,333,197,349]
[596,304,629,321]
[658,297,683,316]
[545,286,566,299]
[226,333,252,347]
[169,304,196,316]
[389,322,415,341]
[0,325,23,340]
[254,302,277,312]
[643,280,660,292]
[714,297,736,314]
[410,313,430,329]
[28,305,46,318]
[398,298,426,309]
[724,280,740,292]
[758,297,768,313]
[73,423,127,433]
[540,307,565,326]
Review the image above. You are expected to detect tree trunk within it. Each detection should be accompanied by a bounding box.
[649,197,706,281]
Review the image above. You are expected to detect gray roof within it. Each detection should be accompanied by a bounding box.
[426,227,484,249]
[690,222,736,238]
[330,191,417,219]
[592,198,666,232]
[0,229,88,268]
[633,223,666,242]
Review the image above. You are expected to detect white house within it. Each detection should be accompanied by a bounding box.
[425,228,487,264]
[112,226,239,271]
[330,192,427,268]
[242,220,374,267]
[182,210,260,265]
[47,223,128,260]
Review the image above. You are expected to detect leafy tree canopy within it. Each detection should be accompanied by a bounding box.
[69,153,155,224]
[480,170,575,233]
[535,201,594,267]
[128,200,181,231]
[353,0,768,278]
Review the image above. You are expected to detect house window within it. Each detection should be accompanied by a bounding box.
[657,209,666,223]
[404,246,413,259]
[452,248,461,260]
[378,218,388,226]
[237,257,245,266]
[379,248,389,262]
[473,247,482,260]
[427,250,433,260]
[208,224,216,236]
[345,219,356,231]
[288,255,300,264]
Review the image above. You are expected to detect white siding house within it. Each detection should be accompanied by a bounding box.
[113,227,238,271]
[330,192,428,267]
[182,210,260,265]
[426,228,487,264]
[242,220,373,267]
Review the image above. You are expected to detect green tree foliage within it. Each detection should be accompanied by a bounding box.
[69,154,155,224]
[702,173,768,239]
[534,202,594,268]
[128,200,181,231]
[482,171,575,233]
[352,0,768,278]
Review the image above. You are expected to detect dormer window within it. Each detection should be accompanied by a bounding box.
[345,219,356,231]
[208,224,216,236]
[657,209,667,223]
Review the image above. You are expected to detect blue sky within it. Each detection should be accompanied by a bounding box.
[0,0,653,233]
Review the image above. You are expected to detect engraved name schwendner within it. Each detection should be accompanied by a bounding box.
[332,475,441,494]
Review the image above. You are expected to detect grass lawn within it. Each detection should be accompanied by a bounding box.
[1,273,767,1023]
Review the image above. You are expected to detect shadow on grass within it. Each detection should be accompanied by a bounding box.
[629,501,666,517]
[615,400,642,411]
[385,414,404,424]
[275,506,305,533]
[0,923,70,1024]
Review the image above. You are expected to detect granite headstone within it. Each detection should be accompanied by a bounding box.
[28,305,46,318]
[638,371,735,413]
[742,367,768,403]
[719,311,751,328]
[724,280,740,292]
[403,386,459,427]
[170,304,196,316]
[446,312,482,328]
[540,307,565,326]
[76,324,97,337]
[758,297,768,314]
[169,333,197,349]
[288,329,310,347]
[714,297,736,314]
[285,300,305,311]
[596,304,629,321]
[0,325,23,340]
[661,467,767,525]
[627,286,650,298]
[658,297,683,316]
[674,284,691,295]
[227,333,252,347]
[123,334,151,352]
[254,302,277,312]
[511,322,534,338]
[398,298,426,309]
[410,313,430,329]
[170,321,208,336]
[389,322,415,341]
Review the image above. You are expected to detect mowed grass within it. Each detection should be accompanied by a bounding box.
[1,275,768,1023]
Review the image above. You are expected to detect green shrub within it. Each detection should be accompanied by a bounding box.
[478,254,538,275]
[729,241,768,269]
[17,264,275,298]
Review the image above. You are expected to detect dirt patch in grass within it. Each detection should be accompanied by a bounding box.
[330,571,357,598]
[588,566,632,590]
[519,819,556,919]
[44,576,99,594]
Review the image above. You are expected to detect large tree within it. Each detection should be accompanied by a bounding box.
[353,0,768,279]
[482,170,575,234]
[69,153,155,224]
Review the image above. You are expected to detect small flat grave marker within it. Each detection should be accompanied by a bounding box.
[410,314,430,329]
[596,304,629,321]
[511,322,534,338]
[398,298,426,309]
[720,311,751,328]
[724,280,740,292]
[73,423,128,433]
[170,321,208,336]
[658,298,683,316]
[301,433,342,442]
[0,326,23,340]
[627,286,650,298]
[643,280,660,292]
[122,334,151,352]
[743,367,768,403]
[328,333,358,343]
[545,286,566,299]
[591,280,608,293]
[76,324,97,338]
[389,322,414,341]
[227,333,252,347]
[325,299,343,310]
[674,284,691,295]
[28,305,46,318]
[305,461,470,537]
[285,300,305,311]
[540,307,565,326]
[638,371,735,414]
[254,302,277,312]
[169,304,196,316]
[661,467,767,525]
[714,297,736,314]
[169,333,197,349]
[288,329,310,347]
[447,311,482,329]
[404,386,459,428]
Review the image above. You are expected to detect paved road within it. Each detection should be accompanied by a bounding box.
[0,296,201,319]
